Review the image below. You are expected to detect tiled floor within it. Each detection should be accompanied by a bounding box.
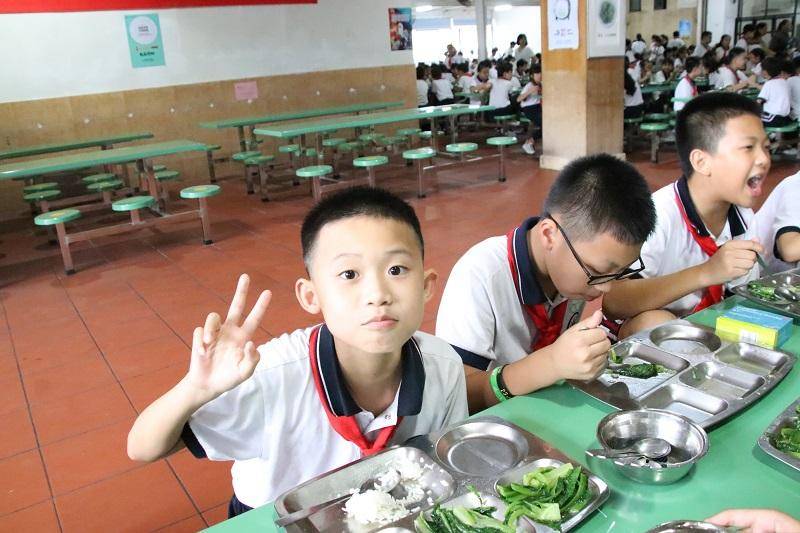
[0,145,796,532]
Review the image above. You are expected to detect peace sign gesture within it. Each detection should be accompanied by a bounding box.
[186,274,272,400]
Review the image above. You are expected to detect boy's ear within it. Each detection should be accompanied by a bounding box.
[689,148,712,177]
[539,216,558,251]
[422,269,438,303]
[295,278,321,315]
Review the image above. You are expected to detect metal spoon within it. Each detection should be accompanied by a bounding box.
[775,286,800,302]
[585,437,672,460]
[275,469,407,527]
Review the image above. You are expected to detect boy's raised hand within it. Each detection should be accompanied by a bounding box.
[186,274,272,401]
[701,239,764,287]
[547,310,610,381]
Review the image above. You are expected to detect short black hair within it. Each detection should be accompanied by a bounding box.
[430,64,442,79]
[762,56,783,78]
[673,31,680,37]
[543,154,656,246]
[723,46,746,65]
[749,47,766,61]
[516,58,528,68]
[300,187,424,270]
[496,61,513,76]
[684,56,701,73]
[701,31,712,39]
[792,56,800,73]
[416,64,427,80]
[675,92,760,178]
[477,59,492,71]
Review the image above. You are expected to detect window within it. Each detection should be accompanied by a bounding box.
[654,0,666,9]
[630,0,641,12]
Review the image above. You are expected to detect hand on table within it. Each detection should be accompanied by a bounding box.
[707,508,800,533]
[547,310,610,381]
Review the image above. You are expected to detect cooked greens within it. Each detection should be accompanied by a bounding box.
[606,363,667,379]
[608,347,623,364]
[774,405,800,459]
[748,282,780,302]
[414,504,515,533]
[496,463,591,531]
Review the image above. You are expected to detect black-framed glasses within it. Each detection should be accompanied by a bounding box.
[545,213,645,286]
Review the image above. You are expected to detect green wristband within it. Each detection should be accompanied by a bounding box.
[490,366,508,402]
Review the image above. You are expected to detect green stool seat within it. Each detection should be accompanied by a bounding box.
[154,170,180,181]
[337,142,362,152]
[403,147,437,160]
[418,130,444,139]
[232,150,261,162]
[486,136,517,147]
[206,144,222,151]
[23,182,59,194]
[152,165,167,172]
[180,185,221,199]
[446,142,479,153]
[278,144,301,154]
[24,189,60,202]
[671,97,692,103]
[669,119,676,127]
[353,155,389,168]
[397,128,422,136]
[766,124,799,133]
[244,154,275,165]
[644,113,670,122]
[296,165,333,178]
[359,133,385,142]
[641,123,670,132]
[112,195,155,212]
[493,114,516,121]
[305,148,318,158]
[322,137,346,147]
[624,117,643,124]
[34,208,81,227]
[82,172,116,185]
[87,179,124,191]
[519,117,532,125]
[379,135,407,145]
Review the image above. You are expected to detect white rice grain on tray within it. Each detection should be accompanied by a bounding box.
[343,458,429,526]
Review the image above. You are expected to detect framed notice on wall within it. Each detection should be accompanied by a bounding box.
[126,13,165,68]
[547,0,579,50]
[1,0,315,14]
[587,0,626,58]
[389,8,413,51]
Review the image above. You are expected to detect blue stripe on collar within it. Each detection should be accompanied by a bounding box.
[676,177,747,237]
[512,217,547,306]
[315,324,425,417]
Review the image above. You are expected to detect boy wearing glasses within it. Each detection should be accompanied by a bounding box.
[435,154,656,413]
[603,93,767,339]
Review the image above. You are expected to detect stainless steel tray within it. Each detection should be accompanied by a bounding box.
[731,268,800,319]
[273,416,609,532]
[757,396,800,473]
[571,319,796,428]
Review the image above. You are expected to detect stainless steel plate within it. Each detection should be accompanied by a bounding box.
[600,341,688,399]
[649,324,722,355]
[757,396,800,473]
[731,267,800,318]
[645,520,728,532]
[494,458,610,532]
[435,421,529,477]
[715,343,789,376]
[638,384,728,425]
[677,361,765,400]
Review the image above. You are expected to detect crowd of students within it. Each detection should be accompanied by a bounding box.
[124,85,800,530]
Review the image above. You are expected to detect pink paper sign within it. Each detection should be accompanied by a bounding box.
[234,81,259,101]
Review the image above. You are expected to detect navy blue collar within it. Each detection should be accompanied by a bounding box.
[675,177,747,237]
[313,324,425,417]
[510,217,548,306]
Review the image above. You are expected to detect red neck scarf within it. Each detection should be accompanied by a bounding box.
[506,227,568,351]
[673,186,723,312]
[307,326,401,456]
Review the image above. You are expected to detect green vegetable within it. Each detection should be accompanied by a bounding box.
[774,405,800,459]
[606,363,667,379]
[748,282,780,302]
[415,505,515,533]
[609,347,623,364]
[497,463,592,531]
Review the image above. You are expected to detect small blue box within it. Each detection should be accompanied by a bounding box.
[715,305,793,348]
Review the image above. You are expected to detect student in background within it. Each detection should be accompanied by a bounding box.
[487,61,516,119]
[517,63,542,156]
[468,59,492,104]
[632,33,647,56]
[668,31,686,49]
[674,47,688,73]
[416,64,430,108]
[755,172,800,273]
[787,57,800,120]
[652,60,675,84]
[703,53,720,88]
[514,34,534,65]
[452,63,471,96]
[714,34,732,61]
[757,57,792,128]
[514,58,529,83]
[756,21,771,50]
[748,48,766,83]
[649,34,665,62]
[693,31,712,57]
[770,19,792,55]
[639,59,653,86]
[430,64,454,105]
[714,48,753,92]
[624,57,644,119]
[673,56,703,112]
[489,59,498,79]
[736,24,756,51]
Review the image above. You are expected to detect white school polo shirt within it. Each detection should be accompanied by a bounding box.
[673,77,697,111]
[436,217,585,371]
[489,78,514,108]
[182,324,468,508]
[788,76,800,119]
[639,178,760,317]
[456,75,472,94]
[759,77,791,117]
[416,79,430,106]
[715,67,738,90]
[432,79,454,101]
[755,172,800,273]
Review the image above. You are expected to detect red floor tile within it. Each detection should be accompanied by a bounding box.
[30,382,137,445]
[23,357,116,405]
[104,334,189,381]
[0,373,27,416]
[90,314,175,354]
[201,502,229,528]
[0,408,37,460]
[168,449,232,511]
[0,450,51,516]
[41,418,139,496]
[0,500,60,532]
[121,363,188,413]
[55,461,196,533]
[155,514,207,532]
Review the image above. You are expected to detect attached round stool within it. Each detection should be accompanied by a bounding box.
[82,172,116,185]
[244,154,277,200]
[34,208,82,275]
[358,132,385,145]
[23,182,59,194]
[418,130,445,149]
[353,155,388,187]
[641,122,670,163]
[154,170,180,181]
[644,113,670,123]
[445,143,479,162]
[402,147,437,198]
[765,124,800,157]
[493,114,517,134]
[24,189,60,215]
[152,164,167,172]
[112,195,155,225]
[322,137,346,148]
[397,128,422,137]
[296,165,334,202]
[486,136,517,182]
[232,150,261,162]
[204,144,222,183]
[181,185,221,245]
[87,179,124,203]
[278,144,301,154]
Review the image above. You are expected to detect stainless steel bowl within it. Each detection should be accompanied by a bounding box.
[645,520,727,532]
[594,409,708,484]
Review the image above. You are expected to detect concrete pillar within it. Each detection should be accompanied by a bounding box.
[475,0,488,60]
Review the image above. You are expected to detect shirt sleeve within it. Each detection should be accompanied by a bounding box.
[758,81,771,101]
[639,211,671,279]
[184,349,270,461]
[441,360,469,426]
[773,180,800,260]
